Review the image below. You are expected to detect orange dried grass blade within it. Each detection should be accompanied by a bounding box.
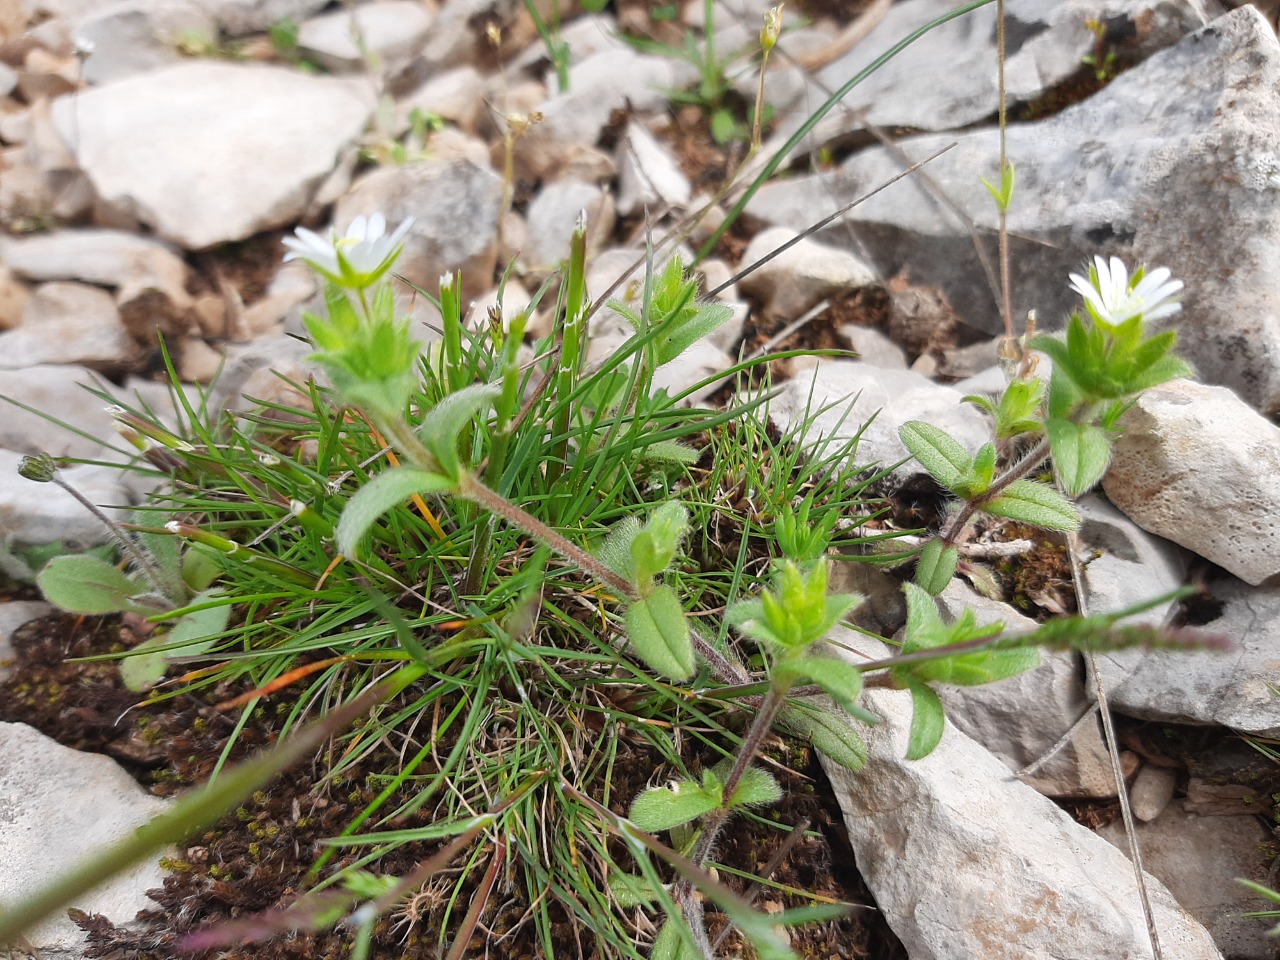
[214,656,351,712]
[352,410,451,542]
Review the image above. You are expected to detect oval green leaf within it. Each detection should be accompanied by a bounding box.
[336,467,455,557]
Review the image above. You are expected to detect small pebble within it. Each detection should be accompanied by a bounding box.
[1130,765,1178,822]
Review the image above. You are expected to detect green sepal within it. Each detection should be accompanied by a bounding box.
[727,560,862,652]
[980,479,1080,532]
[625,585,695,681]
[1046,418,1112,496]
[902,675,946,760]
[335,467,455,557]
[899,421,972,489]
[914,539,958,596]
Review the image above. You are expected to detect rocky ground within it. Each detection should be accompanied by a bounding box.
[1,0,1279,958]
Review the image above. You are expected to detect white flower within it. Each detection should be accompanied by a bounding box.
[282,213,415,289]
[1068,255,1182,328]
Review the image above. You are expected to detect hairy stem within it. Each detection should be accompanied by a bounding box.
[939,436,1050,547]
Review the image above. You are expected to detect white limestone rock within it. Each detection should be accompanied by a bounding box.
[1102,378,1280,586]
[736,227,878,320]
[0,281,133,371]
[766,360,989,479]
[748,8,1280,414]
[820,627,1225,960]
[297,1,435,75]
[1098,802,1276,959]
[0,722,169,959]
[524,179,615,271]
[615,120,692,217]
[74,0,215,85]
[0,450,134,545]
[51,62,373,249]
[934,580,1117,798]
[1092,575,1280,737]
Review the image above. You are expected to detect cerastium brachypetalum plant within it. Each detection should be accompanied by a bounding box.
[0,5,1232,960]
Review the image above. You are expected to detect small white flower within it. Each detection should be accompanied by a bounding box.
[1069,255,1183,327]
[282,213,414,289]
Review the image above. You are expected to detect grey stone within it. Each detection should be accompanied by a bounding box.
[395,65,485,135]
[1094,576,1280,737]
[1077,493,1188,627]
[0,450,134,547]
[737,227,878,320]
[821,627,1224,960]
[524,179,615,271]
[615,120,691,217]
[52,62,373,249]
[335,158,503,307]
[935,580,1117,797]
[0,365,122,460]
[508,12,618,74]
[650,339,734,407]
[297,1,434,75]
[0,722,169,958]
[74,0,214,85]
[191,0,329,36]
[1129,764,1178,822]
[773,0,1206,142]
[0,60,16,98]
[766,360,990,479]
[0,229,187,301]
[1102,378,1280,586]
[749,7,1280,414]
[0,265,28,331]
[842,324,907,369]
[1098,802,1276,959]
[515,45,688,180]
[0,281,133,371]
[0,601,51,682]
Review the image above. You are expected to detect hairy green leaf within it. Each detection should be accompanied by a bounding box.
[418,383,500,478]
[625,585,694,681]
[784,655,877,725]
[782,705,869,772]
[727,766,783,809]
[37,554,154,616]
[903,675,945,760]
[914,539,958,596]
[629,778,719,832]
[336,467,455,557]
[1046,418,1111,497]
[898,421,972,489]
[981,479,1080,532]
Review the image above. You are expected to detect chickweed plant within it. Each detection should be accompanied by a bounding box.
[0,4,1230,960]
